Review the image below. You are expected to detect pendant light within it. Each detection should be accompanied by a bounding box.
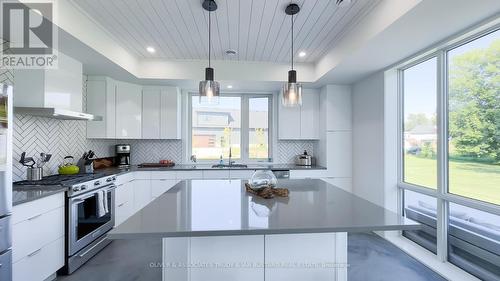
[199,0,220,104]
[282,3,302,107]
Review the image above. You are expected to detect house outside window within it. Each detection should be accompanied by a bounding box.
[190,94,272,162]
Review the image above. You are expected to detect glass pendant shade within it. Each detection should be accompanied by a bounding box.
[282,82,302,107]
[199,80,220,104]
[282,69,302,107]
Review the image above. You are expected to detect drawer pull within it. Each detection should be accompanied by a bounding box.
[27,248,42,257]
[117,202,127,207]
[27,213,43,221]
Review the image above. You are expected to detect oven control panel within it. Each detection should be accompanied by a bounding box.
[69,175,116,197]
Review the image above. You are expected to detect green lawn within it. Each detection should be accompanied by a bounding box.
[404,155,500,205]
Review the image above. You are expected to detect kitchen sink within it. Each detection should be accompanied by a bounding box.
[211,164,248,168]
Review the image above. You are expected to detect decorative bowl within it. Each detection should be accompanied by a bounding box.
[248,170,277,191]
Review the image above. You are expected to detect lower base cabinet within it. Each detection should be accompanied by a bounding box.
[133,179,152,212]
[151,179,179,199]
[12,193,65,281]
[12,238,64,281]
[115,181,135,226]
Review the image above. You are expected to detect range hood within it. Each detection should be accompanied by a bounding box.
[14,107,102,121]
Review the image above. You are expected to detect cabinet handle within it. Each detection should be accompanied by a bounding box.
[117,202,127,207]
[27,213,43,221]
[27,248,42,257]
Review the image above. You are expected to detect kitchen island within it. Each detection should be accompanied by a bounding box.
[108,179,419,281]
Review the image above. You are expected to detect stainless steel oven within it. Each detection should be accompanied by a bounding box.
[64,176,116,274]
[68,184,115,256]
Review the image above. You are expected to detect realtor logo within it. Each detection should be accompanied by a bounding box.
[0,0,58,68]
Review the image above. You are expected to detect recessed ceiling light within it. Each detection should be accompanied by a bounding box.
[298,51,306,57]
[227,85,233,89]
[225,49,237,57]
[146,46,156,53]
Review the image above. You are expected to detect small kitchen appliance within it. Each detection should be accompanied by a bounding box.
[115,144,131,167]
[295,150,314,166]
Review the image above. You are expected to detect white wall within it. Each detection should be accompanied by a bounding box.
[352,72,385,206]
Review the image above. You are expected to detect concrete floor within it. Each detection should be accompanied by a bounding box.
[57,233,445,281]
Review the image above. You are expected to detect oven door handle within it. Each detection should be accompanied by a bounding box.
[105,185,117,192]
[72,198,85,204]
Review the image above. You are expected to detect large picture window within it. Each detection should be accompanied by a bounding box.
[398,27,500,281]
[190,94,271,162]
[402,57,438,189]
[447,30,500,205]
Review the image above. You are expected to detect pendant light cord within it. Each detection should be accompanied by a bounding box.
[208,10,211,68]
[291,13,294,70]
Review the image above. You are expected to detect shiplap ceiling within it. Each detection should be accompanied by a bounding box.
[71,0,380,63]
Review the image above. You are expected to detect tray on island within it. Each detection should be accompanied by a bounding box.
[138,162,175,168]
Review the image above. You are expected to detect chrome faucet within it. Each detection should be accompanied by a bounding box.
[228,147,235,166]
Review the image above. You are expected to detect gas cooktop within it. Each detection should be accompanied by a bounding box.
[14,173,107,187]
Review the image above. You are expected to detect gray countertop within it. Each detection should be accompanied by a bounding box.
[108,179,419,239]
[12,185,67,206]
[98,163,326,175]
[11,164,325,205]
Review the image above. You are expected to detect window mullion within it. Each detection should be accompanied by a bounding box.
[241,96,249,162]
[436,50,449,262]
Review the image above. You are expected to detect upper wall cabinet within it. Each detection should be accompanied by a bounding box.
[86,76,116,138]
[14,52,83,112]
[142,86,181,139]
[278,89,320,140]
[86,76,182,140]
[115,81,142,139]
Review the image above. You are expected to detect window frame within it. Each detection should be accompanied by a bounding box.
[187,92,273,163]
[397,23,500,264]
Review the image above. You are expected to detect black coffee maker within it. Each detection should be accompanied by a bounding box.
[115,144,131,167]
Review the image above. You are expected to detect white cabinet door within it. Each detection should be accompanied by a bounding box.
[325,85,351,131]
[326,131,352,177]
[133,179,152,212]
[278,90,320,140]
[300,90,320,139]
[278,92,301,139]
[265,233,345,281]
[142,86,181,140]
[86,77,116,138]
[115,81,142,139]
[160,87,181,139]
[142,89,161,139]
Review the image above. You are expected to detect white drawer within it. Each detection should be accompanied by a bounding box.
[13,237,64,281]
[176,171,203,180]
[133,171,151,180]
[203,170,229,179]
[151,179,178,197]
[12,206,64,263]
[115,172,134,185]
[12,192,64,224]
[115,182,134,206]
[150,171,176,180]
[115,200,134,226]
[228,170,254,179]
